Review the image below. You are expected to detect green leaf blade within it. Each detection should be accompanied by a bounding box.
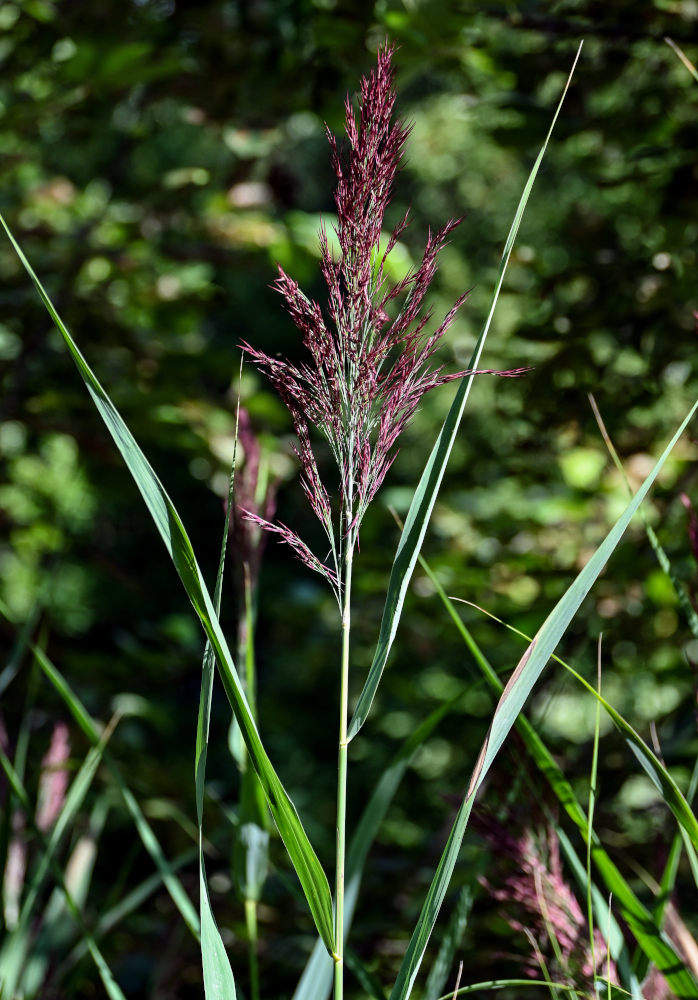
[0,213,335,956]
[389,400,698,1000]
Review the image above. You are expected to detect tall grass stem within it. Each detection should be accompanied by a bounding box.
[245,899,260,1000]
[334,539,354,1000]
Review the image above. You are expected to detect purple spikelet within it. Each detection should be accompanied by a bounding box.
[477,814,618,990]
[36,722,71,832]
[242,44,524,592]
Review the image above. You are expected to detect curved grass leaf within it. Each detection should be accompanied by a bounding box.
[347,43,583,743]
[451,599,698,856]
[196,452,238,1000]
[634,759,698,981]
[423,548,698,997]
[389,400,698,1000]
[0,214,335,955]
[436,980,604,999]
[424,886,473,1000]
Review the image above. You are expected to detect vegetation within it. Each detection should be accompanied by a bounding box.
[1,3,698,998]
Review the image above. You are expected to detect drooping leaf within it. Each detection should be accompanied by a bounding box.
[425,561,698,997]
[0,213,335,955]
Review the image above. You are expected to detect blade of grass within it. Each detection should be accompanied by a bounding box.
[0,214,335,954]
[452,599,698,854]
[424,886,473,1000]
[414,539,696,997]
[196,441,239,1000]
[634,758,698,982]
[389,400,698,1000]
[445,589,698,991]
[347,42,583,743]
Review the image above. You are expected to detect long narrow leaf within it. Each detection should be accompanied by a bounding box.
[389,400,698,1000]
[635,759,698,981]
[450,599,698,855]
[0,214,335,954]
[347,43,583,742]
[424,886,473,1000]
[196,449,239,999]
[422,557,693,997]
[456,593,698,996]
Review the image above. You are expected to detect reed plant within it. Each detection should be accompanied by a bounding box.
[2,38,698,1000]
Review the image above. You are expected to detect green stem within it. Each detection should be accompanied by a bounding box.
[245,898,260,1000]
[334,539,354,1000]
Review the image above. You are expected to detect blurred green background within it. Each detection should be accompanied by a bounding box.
[2,1,698,996]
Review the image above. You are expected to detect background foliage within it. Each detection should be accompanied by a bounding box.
[2,1,698,996]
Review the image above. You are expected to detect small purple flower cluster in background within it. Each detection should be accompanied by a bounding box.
[36,721,71,833]
[0,717,71,930]
[230,407,278,595]
[243,44,524,596]
[477,813,617,990]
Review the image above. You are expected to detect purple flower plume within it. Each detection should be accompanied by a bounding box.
[243,44,525,592]
[477,814,617,990]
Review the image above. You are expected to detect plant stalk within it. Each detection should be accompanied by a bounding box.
[245,898,260,1000]
[334,538,354,1000]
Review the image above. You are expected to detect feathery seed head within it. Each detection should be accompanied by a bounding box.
[242,43,523,594]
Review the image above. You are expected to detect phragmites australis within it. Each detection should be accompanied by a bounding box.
[242,44,524,598]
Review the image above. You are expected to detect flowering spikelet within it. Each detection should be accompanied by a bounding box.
[243,44,524,591]
[477,813,617,991]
